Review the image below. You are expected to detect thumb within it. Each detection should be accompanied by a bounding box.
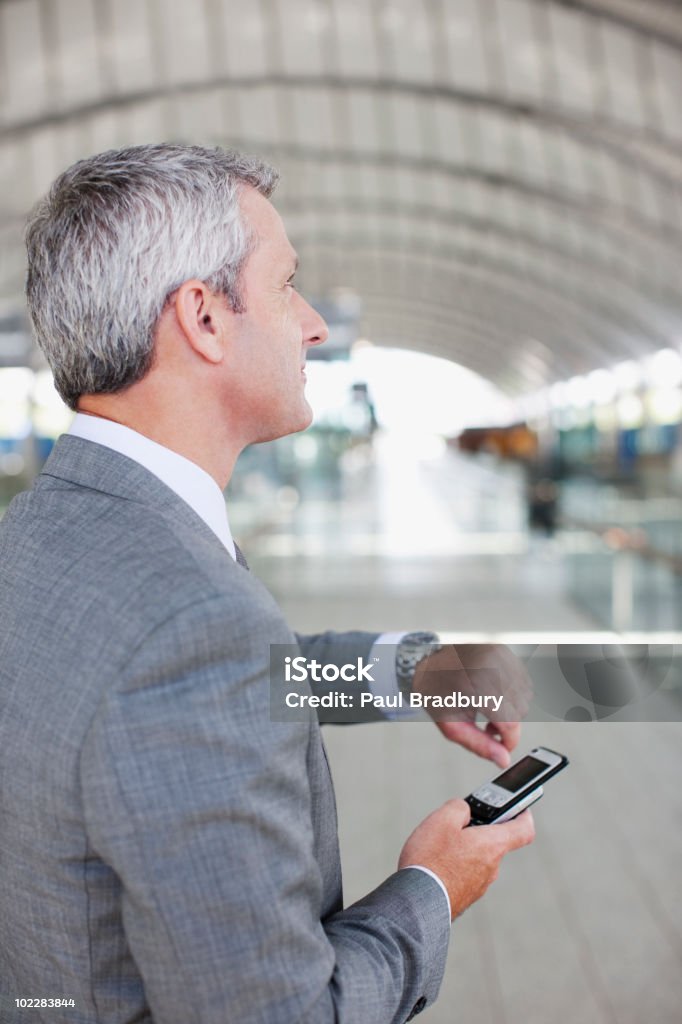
[443,797,472,830]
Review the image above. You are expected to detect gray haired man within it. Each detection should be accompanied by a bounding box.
[0,144,534,1024]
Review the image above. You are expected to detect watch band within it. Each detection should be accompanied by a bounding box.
[395,631,442,697]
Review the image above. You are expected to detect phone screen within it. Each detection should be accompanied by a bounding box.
[494,755,547,793]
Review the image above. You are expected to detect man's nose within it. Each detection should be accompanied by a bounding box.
[300,296,329,349]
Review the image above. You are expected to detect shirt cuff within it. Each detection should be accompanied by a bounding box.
[401,865,452,924]
[368,632,418,719]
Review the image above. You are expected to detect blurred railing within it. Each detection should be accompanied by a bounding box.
[559,477,682,631]
[564,518,682,632]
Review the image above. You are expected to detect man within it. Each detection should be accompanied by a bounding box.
[0,144,534,1024]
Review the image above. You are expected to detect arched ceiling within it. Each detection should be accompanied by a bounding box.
[0,0,681,393]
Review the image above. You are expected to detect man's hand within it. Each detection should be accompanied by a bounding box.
[399,798,535,920]
[412,644,532,767]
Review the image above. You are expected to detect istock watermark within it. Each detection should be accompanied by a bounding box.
[269,642,682,724]
[284,656,376,684]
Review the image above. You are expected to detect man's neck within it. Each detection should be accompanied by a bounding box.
[76,401,241,489]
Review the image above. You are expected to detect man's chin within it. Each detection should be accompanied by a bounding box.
[287,398,314,435]
[252,404,313,444]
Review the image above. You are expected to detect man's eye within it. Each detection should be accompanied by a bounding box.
[286,277,297,290]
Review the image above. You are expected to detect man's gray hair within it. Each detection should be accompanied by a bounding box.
[25,143,279,410]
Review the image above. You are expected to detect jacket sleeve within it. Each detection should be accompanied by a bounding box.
[295,629,379,665]
[295,629,389,721]
[81,598,449,1024]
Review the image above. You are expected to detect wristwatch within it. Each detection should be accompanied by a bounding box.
[396,631,442,698]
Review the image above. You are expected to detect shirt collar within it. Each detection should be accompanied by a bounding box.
[68,413,236,560]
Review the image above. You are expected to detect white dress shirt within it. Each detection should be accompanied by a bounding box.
[66,413,451,921]
[69,413,237,558]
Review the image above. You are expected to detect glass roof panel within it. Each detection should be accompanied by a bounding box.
[391,166,418,205]
[670,185,682,235]
[220,6,269,77]
[28,127,61,198]
[495,0,546,103]
[268,152,295,201]
[600,23,647,130]
[598,149,631,208]
[547,4,598,115]
[555,132,591,197]
[0,140,25,218]
[618,161,651,225]
[422,169,452,213]
[219,90,245,148]
[317,158,346,202]
[346,89,383,152]
[379,0,435,84]
[0,0,48,123]
[622,164,655,229]
[578,143,605,199]
[107,0,156,93]
[277,0,329,77]
[477,111,513,175]
[89,108,124,155]
[575,220,612,266]
[454,106,483,169]
[352,206,378,240]
[432,99,465,164]
[341,162,369,200]
[53,0,103,107]
[282,203,313,238]
[522,197,557,249]
[651,40,682,142]
[173,90,225,145]
[464,179,490,220]
[331,0,379,78]
[517,194,549,245]
[541,128,565,192]
[0,224,25,302]
[441,0,490,92]
[235,86,284,146]
[151,0,212,86]
[290,86,337,150]
[355,161,383,202]
[429,213,451,255]
[516,120,550,188]
[119,98,169,147]
[446,175,473,218]
[387,94,426,159]
[543,126,594,198]
[492,187,518,232]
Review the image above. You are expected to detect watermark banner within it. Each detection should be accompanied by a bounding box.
[270,642,682,723]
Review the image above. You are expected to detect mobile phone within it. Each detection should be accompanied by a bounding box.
[465,747,569,825]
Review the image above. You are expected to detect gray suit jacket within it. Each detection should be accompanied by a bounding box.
[0,436,449,1024]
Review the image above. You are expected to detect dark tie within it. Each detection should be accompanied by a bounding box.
[234,542,250,570]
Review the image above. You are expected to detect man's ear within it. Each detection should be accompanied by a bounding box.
[173,279,231,364]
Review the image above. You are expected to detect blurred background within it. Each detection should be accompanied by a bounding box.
[0,1,680,1021]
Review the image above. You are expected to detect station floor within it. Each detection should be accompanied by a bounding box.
[245,438,682,1024]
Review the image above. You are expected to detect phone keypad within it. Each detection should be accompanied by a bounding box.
[472,786,507,808]
[465,796,497,824]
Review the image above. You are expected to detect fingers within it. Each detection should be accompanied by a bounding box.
[437,721,511,768]
[493,810,536,851]
[487,720,521,754]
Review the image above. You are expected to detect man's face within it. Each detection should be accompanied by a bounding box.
[221,187,328,444]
